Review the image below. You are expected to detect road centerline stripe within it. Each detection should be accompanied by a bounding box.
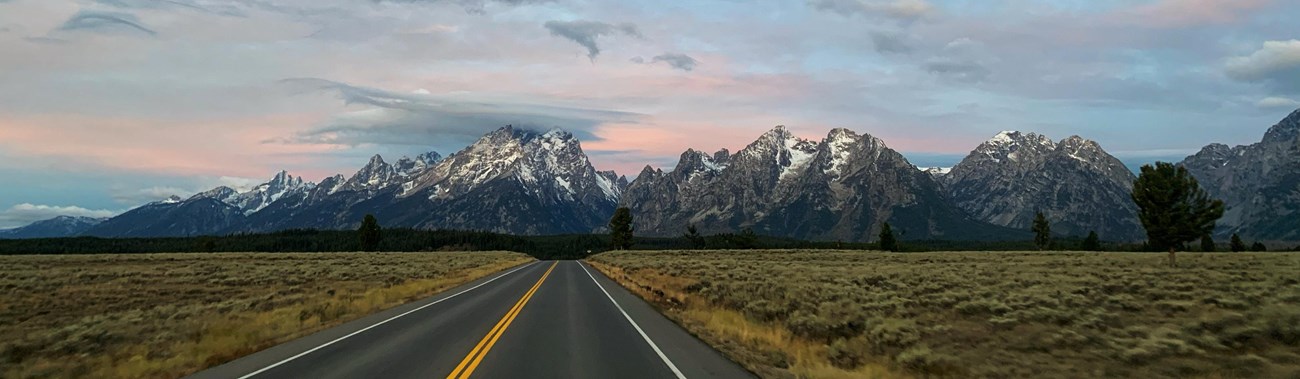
[235,261,539,379]
[578,261,688,379]
[446,260,558,379]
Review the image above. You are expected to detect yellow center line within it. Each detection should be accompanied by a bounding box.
[445,261,557,379]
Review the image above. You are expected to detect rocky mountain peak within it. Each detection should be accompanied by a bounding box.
[343,154,396,191]
[191,186,238,202]
[947,130,1141,240]
[1263,107,1300,143]
[712,148,731,166]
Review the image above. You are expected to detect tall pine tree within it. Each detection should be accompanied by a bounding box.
[1132,162,1224,267]
[1081,231,1101,251]
[683,224,705,249]
[609,207,634,250]
[878,223,898,252]
[1200,234,1216,252]
[358,214,382,252]
[1230,233,1246,252]
[1032,212,1052,251]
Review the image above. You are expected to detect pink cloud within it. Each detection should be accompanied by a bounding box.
[1114,0,1275,28]
[0,113,338,178]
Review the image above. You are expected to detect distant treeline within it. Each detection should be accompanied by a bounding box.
[0,229,1293,260]
[0,229,868,260]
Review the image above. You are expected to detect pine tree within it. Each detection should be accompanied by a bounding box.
[1230,233,1246,252]
[1250,242,1267,252]
[878,223,898,252]
[358,214,382,252]
[1132,162,1225,267]
[683,224,705,249]
[1199,234,1216,252]
[1032,212,1052,251]
[609,207,634,250]
[1081,231,1101,251]
[737,227,758,249]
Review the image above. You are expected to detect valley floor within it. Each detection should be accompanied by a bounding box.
[0,252,533,378]
[587,250,1300,378]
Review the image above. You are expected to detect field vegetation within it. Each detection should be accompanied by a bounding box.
[588,250,1300,378]
[0,252,532,378]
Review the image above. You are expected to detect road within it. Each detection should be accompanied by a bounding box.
[189,260,754,379]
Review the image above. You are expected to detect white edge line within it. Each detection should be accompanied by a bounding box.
[236,261,540,379]
[578,261,688,379]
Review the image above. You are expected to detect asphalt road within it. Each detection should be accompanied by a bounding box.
[189,260,754,379]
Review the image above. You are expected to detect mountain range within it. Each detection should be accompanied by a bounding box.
[4,108,1298,242]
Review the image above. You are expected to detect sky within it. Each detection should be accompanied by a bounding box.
[1,0,1298,228]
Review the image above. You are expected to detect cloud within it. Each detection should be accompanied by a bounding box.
[924,60,989,83]
[924,38,992,83]
[808,0,934,22]
[1226,40,1300,94]
[869,30,912,54]
[379,0,552,13]
[0,203,120,228]
[649,53,699,71]
[1117,0,1276,28]
[109,186,191,205]
[95,0,246,17]
[271,78,642,149]
[56,10,156,36]
[1256,96,1300,109]
[543,20,642,61]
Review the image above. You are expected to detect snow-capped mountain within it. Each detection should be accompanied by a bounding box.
[943,131,1142,240]
[236,126,624,235]
[0,216,108,239]
[621,126,1023,241]
[1181,108,1300,240]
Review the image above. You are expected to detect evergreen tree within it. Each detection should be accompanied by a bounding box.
[683,224,705,249]
[1250,242,1267,252]
[878,223,898,252]
[609,207,634,250]
[1230,233,1246,252]
[358,214,382,252]
[1032,212,1052,251]
[1132,162,1225,267]
[1081,231,1101,251]
[737,227,758,249]
[1200,234,1216,252]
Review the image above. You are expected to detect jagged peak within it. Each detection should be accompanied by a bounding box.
[638,165,660,177]
[826,127,859,140]
[1264,107,1300,142]
[365,154,387,166]
[190,186,237,201]
[1056,135,1098,149]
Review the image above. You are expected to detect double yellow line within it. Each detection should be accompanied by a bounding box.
[445,261,558,379]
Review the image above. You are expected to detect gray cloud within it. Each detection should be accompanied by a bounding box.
[808,0,934,23]
[376,0,552,14]
[57,10,156,36]
[923,37,992,83]
[650,53,698,71]
[272,78,641,149]
[924,59,989,83]
[1226,40,1300,94]
[543,20,641,61]
[96,0,246,16]
[1256,96,1300,109]
[869,30,912,54]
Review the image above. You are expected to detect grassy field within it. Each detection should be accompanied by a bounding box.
[588,250,1300,378]
[0,252,532,379]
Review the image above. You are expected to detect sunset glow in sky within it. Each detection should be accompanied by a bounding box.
[1,0,1299,227]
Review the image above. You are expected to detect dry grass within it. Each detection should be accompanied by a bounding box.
[0,252,533,379]
[588,250,1300,379]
